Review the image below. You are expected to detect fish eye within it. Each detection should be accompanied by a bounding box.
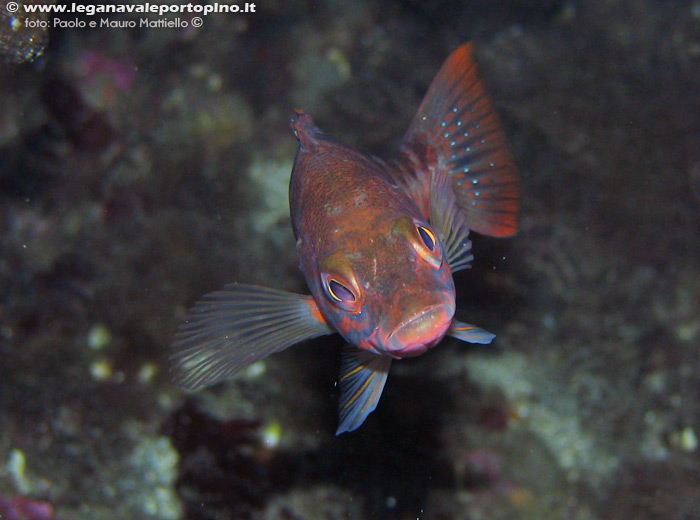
[319,257,361,312]
[411,221,442,269]
[328,278,356,303]
[417,225,436,251]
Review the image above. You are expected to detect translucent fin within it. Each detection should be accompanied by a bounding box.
[447,319,495,344]
[401,43,520,237]
[430,168,474,273]
[171,284,334,391]
[336,346,392,435]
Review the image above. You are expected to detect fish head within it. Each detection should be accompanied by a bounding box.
[312,214,456,358]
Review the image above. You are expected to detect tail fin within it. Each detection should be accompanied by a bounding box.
[401,44,520,237]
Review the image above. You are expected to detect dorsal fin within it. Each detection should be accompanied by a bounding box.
[401,43,520,237]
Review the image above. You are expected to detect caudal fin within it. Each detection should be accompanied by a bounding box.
[401,44,520,237]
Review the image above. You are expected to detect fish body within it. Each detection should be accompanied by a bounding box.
[289,115,455,358]
[172,44,520,434]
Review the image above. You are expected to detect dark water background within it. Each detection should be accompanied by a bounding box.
[1,1,699,519]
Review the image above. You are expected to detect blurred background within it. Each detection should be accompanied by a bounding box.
[0,1,699,519]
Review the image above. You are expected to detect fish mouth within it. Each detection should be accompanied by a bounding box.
[384,303,454,357]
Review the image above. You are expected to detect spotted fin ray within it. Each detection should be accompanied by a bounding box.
[336,346,392,434]
[401,43,520,237]
[171,284,334,391]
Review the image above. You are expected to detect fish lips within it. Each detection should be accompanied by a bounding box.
[383,303,455,357]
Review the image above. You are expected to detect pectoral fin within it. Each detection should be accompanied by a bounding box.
[447,319,495,344]
[336,346,392,435]
[171,283,334,391]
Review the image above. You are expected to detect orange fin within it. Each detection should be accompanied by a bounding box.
[401,43,520,237]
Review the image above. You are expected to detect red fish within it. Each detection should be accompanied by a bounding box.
[172,44,520,434]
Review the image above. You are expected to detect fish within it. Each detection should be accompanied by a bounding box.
[171,43,520,434]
